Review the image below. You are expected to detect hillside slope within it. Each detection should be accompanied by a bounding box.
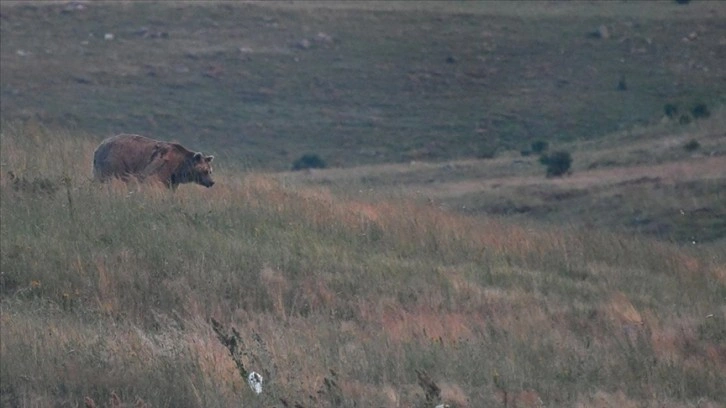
[1,1,725,170]
[1,2,725,406]
[282,108,726,244]
[1,123,725,407]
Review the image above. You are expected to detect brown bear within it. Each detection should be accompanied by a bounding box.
[93,134,215,189]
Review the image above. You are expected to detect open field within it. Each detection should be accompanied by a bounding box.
[2,0,725,243]
[2,1,725,170]
[1,1,726,407]
[281,108,726,244]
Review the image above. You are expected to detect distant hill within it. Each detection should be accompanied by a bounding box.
[2,1,724,171]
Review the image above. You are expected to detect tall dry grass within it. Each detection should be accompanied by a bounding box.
[1,123,724,407]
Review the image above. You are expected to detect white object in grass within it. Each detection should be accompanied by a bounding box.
[248,372,263,395]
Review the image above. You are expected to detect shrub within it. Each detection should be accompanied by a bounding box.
[292,153,327,171]
[683,139,700,152]
[530,140,549,154]
[664,103,679,118]
[666,103,709,122]
[539,150,572,177]
[691,103,710,119]
[617,75,627,91]
[478,146,497,159]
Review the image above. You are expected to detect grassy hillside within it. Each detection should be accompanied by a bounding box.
[1,123,725,407]
[282,108,726,244]
[1,1,726,407]
[1,1,725,171]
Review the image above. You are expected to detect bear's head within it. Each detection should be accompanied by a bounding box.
[177,152,215,188]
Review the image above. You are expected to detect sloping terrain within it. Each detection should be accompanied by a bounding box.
[1,124,725,407]
[2,1,725,170]
[1,2,725,407]
[282,110,726,243]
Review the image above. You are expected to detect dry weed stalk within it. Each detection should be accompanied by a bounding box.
[317,369,345,406]
[210,318,287,403]
[210,317,254,380]
[416,369,442,405]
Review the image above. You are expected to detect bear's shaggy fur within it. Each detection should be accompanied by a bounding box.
[93,134,215,189]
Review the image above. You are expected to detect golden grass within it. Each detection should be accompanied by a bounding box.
[1,123,725,407]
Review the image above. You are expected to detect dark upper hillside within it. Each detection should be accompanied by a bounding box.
[1,1,725,170]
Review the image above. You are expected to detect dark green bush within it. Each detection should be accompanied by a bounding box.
[539,150,572,177]
[664,103,679,118]
[292,153,327,171]
[617,75,627,91]
[665,102,709,122]
[478,146,498,159]
[683,139,700,152]
[691,103,710,119]
[531,140,549,154]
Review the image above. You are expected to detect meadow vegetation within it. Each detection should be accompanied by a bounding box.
[283,108,726,245]
[1,123,724,407]
[1,1,725,407]
[2,1,725,170]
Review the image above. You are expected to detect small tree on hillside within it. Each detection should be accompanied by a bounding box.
[292,153,327,171]
[683,139,700,152]
[531,140,549,154]
[691,103,710,119]
[664,103,679,119]
[539,150,572,177]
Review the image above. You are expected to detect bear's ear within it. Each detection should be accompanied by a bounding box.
[205,155,214,163]
[193,152,203,162]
